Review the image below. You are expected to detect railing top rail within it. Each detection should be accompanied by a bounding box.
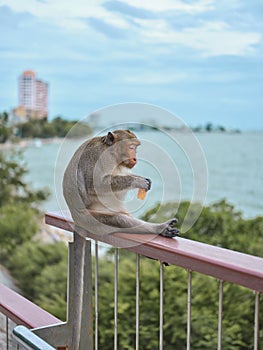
[45,211,263,292]
[0,283,62,328]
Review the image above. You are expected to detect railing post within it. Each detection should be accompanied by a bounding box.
[32,228,93,350]
[68,230,93,350]
[218,280,224,350]
[186,270,192,350]
[6,316,9,350]
[159,263,164,350]
[136,254,140,350]
[114,248,119,350]
[94,241,99,350]
[254,291,260,350]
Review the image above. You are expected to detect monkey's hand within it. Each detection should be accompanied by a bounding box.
[133,177,151,191]
[159,219,179,238]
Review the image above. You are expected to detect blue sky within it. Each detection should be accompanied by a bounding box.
[0,0,262,130]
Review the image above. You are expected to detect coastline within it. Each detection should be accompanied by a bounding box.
[0,137,63,150]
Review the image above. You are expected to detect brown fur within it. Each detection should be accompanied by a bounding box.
[63,129,179,238]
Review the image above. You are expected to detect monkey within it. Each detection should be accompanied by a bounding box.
[63,129,179,238]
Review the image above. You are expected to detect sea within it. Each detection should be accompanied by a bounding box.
[21,130,263,220]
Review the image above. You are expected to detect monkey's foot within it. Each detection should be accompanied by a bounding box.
[160,218,179,238]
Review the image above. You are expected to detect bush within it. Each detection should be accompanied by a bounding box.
[0,203,39,257]
[7,240,68,319]
[0,150,48,207]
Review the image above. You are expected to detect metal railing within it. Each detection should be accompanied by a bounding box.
[1,210,262,349]
[13,325,56,350]
[0,282,64,349]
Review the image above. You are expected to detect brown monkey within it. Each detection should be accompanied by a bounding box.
[63,129,179,238]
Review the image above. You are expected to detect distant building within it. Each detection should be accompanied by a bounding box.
[10,70,49,124]
[88,112,101,130]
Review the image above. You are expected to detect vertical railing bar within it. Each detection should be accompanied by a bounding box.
[136,254,140,350]
[114,248,119,350]
[67,241,74,327]
[6,316,9,350]
[95,241,99,350]
[186,270,192,350]
[79,237,93,349]
[159,263,164,350]
[217,280,224,350]
[254,291,260,350]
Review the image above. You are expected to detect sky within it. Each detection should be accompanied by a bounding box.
[0,0,262,130]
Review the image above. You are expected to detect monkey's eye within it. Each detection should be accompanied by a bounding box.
[129,144,136,150]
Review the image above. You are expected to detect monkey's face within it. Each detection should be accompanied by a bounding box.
[120,141,140,169]
[103,130,140,169]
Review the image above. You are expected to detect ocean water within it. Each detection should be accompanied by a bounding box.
[22,131,263,219]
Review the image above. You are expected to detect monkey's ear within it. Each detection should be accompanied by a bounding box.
[104,132,116,146]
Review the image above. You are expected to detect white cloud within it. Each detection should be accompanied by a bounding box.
[135,19,261,56]
[123,72,189,84]
[125,0,215,14]
[0,0,129,30]
[1,0,261,57]
[2,0,214,17]
[122,68,244,86]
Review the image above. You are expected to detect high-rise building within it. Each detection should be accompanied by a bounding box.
[17,70,49,120]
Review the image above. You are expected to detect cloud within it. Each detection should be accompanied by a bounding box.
[0,0,129,30]
[103,0,152,19]
[124,0,215,14]
[135,19,261,56]
[87,17,128,38]
[2,0,261,57]
[122,72,189,84]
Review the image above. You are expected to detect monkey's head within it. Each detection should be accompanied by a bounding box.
[102,129,141,169]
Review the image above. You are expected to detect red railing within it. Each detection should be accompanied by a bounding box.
[46,211,263,292]
[0,283,62,329]
[1,211,262,349]
[0,283,65,349]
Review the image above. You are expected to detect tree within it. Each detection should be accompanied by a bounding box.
[141,199,263,257]
[7,241,67,298]
[0,203,39,257]
[0,111,9,125]
[95,245,261,349]
[0,150,48,207]
[205,122,213,132]
[0,150,48,258]
[0,111,11,143]
[17,117,92,139]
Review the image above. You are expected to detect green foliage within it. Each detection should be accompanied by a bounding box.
[92,201,263,349]
[6,240,68,320]
[0,148,68,320]
[0,151,48,207]
[0,110,92,141]
[18,116,92,139]
[0,203,39,256]
[0,150,48,258]
[0,125,11,143]
[0,111,11,143]
[95,246,261,350]
[141,199,263,257]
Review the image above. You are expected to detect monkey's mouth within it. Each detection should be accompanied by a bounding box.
[121,159,137,169]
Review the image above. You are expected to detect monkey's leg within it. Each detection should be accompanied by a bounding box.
[114,215,179,238]
[75,210,179,238]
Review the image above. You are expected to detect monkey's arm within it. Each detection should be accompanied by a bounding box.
[103,175,151,192]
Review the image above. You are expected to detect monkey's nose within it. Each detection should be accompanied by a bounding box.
[129,158,137,168]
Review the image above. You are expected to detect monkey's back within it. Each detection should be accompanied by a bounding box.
[63,136,112,215]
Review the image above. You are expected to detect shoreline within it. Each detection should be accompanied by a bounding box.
[0,137,63,150]
[1,129,262,152]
